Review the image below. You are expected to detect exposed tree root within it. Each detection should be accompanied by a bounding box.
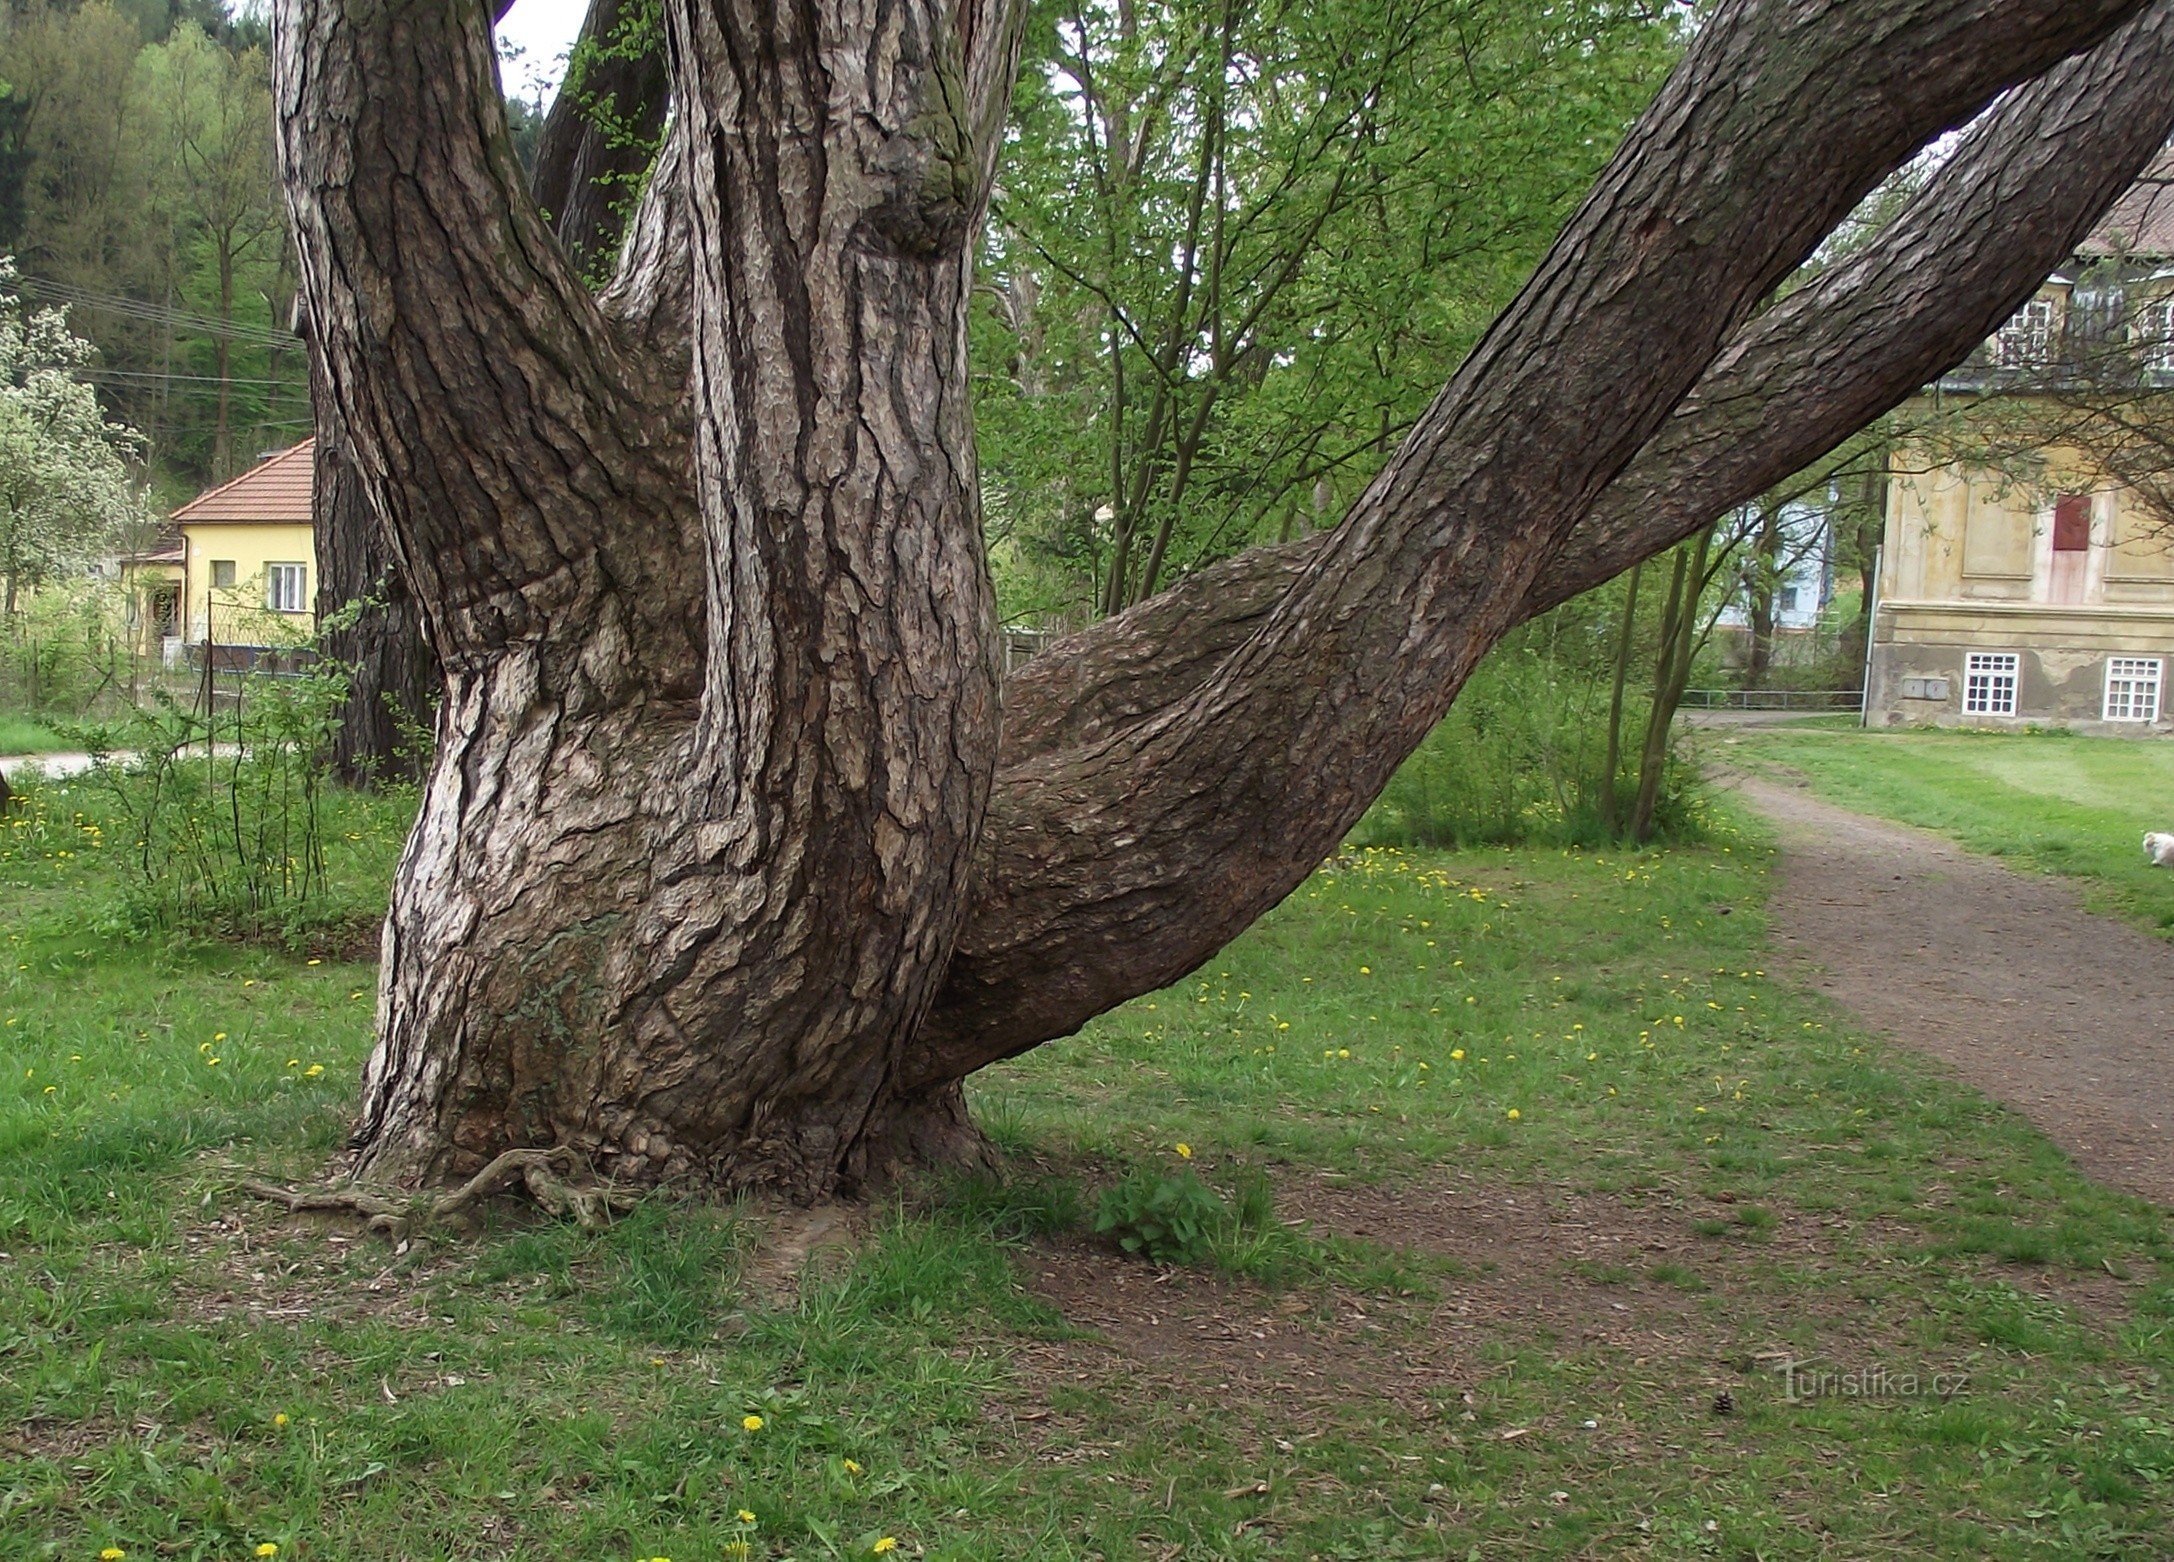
[239,1146,639,1243]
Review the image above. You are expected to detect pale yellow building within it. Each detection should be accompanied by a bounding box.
[167,439,317,662]
[1868,176,2174,733]
[1872,458,2174,730]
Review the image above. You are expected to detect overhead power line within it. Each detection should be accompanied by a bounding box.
[13,275,300,353]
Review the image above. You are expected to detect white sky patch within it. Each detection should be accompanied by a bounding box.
[496,0,591,107]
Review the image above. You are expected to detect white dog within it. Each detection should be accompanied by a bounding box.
[2147,831,2174,868]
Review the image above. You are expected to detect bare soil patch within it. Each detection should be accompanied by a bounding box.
[1732,773,2174,1207]
[1004,1168,1996,1438]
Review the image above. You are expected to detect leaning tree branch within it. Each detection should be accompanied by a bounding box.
[993,1,2174,769]
[276,0,699,690]
[903,0,2163,1093]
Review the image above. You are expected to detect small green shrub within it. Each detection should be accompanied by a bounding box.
[1094,1168,1228,1265]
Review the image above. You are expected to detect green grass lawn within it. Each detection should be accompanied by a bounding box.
[1723,725,2174,935]
[0,712,74,755]
[3,773,2172,1557]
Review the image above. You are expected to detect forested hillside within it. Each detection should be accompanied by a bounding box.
[0,0,291,498]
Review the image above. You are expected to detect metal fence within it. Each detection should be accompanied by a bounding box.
[1677,688,1865,712]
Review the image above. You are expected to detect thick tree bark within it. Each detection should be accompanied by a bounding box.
[314,413,437,787]
[988,5,2174,772]
[275,0,2166,1198]
[280,0,1021,1194]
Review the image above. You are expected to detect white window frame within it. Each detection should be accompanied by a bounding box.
[1963,651,2020,716]
[2133,297,2174,373]
[266,562,308,615]
[1992,297,2056,368]
[2103,656,2163,722]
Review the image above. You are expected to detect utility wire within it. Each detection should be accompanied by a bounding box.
[14,275,299,352]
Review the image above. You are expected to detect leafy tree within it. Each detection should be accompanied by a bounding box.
[978,0,1680,621]
[0,263,152,615]
[134,22,282,478]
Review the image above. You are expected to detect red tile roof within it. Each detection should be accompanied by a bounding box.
[170,438,316,524]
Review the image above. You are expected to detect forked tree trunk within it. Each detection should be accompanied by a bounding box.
[272,0,2171,1197]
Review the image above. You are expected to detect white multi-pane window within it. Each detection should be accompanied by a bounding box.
[1991,297,2056,367]
[2133,297,2174,373]
[1963,652,2020,716]
[2103,657,2163,722]
[266,562,308,614]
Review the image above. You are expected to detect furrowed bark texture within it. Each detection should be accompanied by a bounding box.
[275,0,2162,1196]
[991,4,2174,772]
[278,0,1023,1194]
[314,411,438,787]
[898,0,2165,1093]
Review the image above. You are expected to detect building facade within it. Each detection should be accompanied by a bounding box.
[1869,457,2174,730]
[166,440,318,662]
[1865,170,2174,734]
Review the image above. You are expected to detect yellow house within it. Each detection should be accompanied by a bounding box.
[169,439,317,661]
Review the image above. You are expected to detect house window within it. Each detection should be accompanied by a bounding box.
[1963,652,2020,716]
[1992,297,2056,367]
[2103,657,2163,722]
[2133,296,2174,373]
[1778,584,1800,614]
[210,559,237,589]
[266,562,308,614]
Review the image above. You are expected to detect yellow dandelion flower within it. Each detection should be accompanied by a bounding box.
[872,1541,899,1556]
[742,1414,764,1432]
[255,1546,279,1559]
[305,1064,324,1078]
[214,1032,228,1042]
[1449,1049,1465,1061]
[1506,1108,1521,1121]
[736,1509,757,1524]
[100,1550,126,1560]
[1174,1142,1192,1159]
[273,1412,289,1429]
[842,1457,864,1474]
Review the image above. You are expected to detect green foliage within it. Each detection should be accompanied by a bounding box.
[76,651,356,943]
[0,263,155,613]
[7,790,2174,1555]
[1093,1166,1229,1265]
[1355,599,1704,849]
[0,3,295,490]
[0,577,141,715]
[979,0,1682,622]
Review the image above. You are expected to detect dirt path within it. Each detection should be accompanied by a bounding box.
[1732,772,2174,1207]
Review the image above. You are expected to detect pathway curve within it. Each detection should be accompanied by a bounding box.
[1733,772,2174,1206]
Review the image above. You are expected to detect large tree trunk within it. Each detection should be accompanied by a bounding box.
[273,0,2169,1198]
[311,390,439,788]
[901,0,2174,1097]
[279,0,1018,1195]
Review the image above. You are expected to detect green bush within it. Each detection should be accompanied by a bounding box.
[77,655,353,943]
[1354,652,1699,850]
[1093,1168,1229,1265]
